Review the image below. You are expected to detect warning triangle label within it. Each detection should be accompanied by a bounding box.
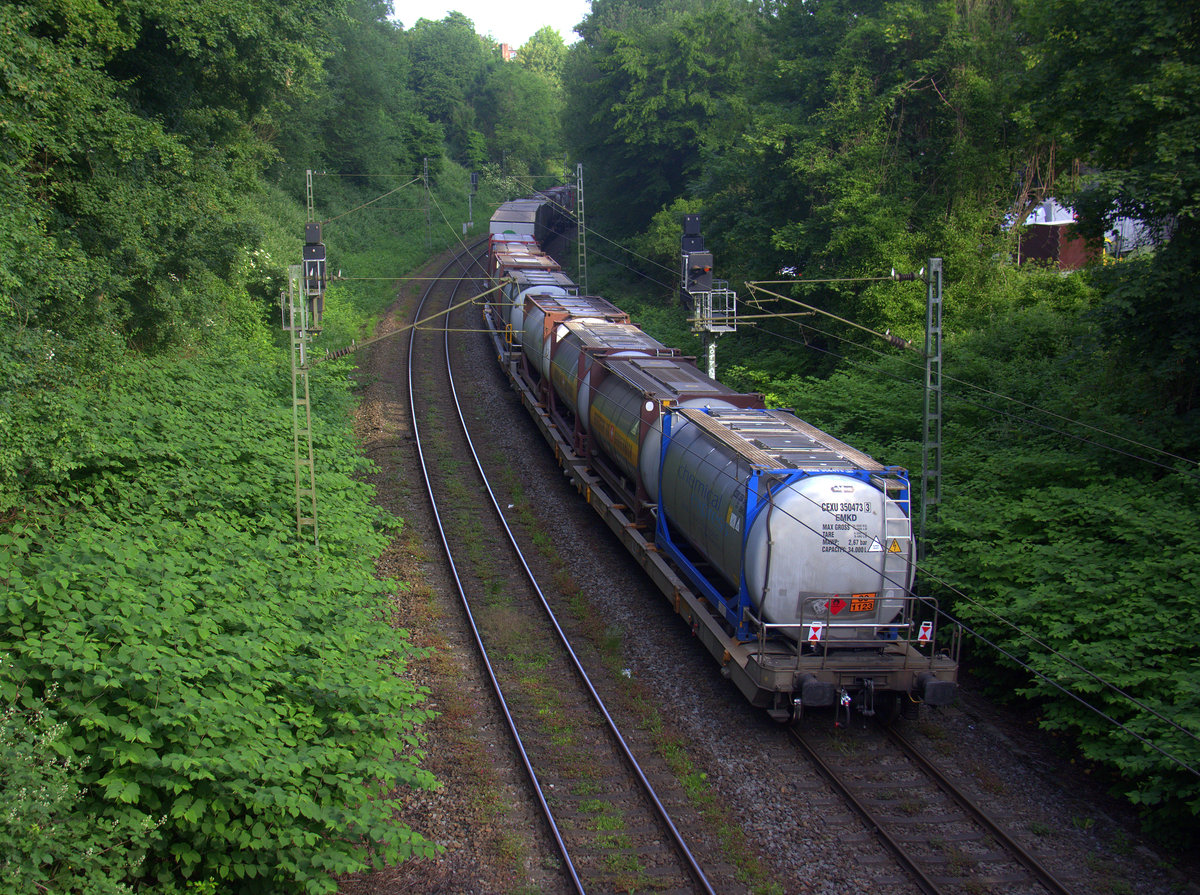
[868,538,883,553]
[888,539,901,553]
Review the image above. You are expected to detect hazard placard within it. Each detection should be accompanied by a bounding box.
[807,621,825,642]
[888,538,902,553]
[918,621,933,643]
[849,594,875,612]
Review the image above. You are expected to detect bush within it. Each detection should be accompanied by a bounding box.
[0,344,437,892]
[0,681,160,893]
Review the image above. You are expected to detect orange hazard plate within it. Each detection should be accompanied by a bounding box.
[849,594,876,612]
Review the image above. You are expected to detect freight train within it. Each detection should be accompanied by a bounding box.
[482,192,958,722]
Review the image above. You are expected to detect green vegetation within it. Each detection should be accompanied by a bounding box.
[0,0,566,890]
[564,0,1199,841]
[2,341,441,891]
[3,0,1196,885]
[0,682,162,892]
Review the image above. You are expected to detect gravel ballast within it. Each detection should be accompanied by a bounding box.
[339,249,1199,895]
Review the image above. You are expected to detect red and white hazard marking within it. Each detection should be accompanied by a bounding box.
[807,621,825,642]
[918,621,933,643]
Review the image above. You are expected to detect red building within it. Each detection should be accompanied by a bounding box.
[1016,200,1098,270]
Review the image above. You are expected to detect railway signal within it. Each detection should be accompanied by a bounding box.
[685,250,713,295]
[680,213,707,300]
[680,214,736,378]
[303,221,326,329]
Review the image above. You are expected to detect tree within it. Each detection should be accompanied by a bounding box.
[699,0,1027,336]
[478,64,564,177]
[0,0,346,346]
[406,12,490,160]
[301,0,441,182]
[518,25,569,86]
[564,0,761,233]
[1021,0,1200,412]
[1023,0,1198,239]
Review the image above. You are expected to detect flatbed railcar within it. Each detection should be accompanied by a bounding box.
[482,194,958,722]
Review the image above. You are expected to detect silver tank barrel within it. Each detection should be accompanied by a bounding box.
[658,408,913,635]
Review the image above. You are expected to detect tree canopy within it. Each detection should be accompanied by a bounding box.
[518,25,569,86]
[1022,0,1200,411]
[3,0,1198,876]
[0,0,341,346]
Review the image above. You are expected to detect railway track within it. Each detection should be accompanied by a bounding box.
[346,235,1191,894]
[791,717,1078,895]
[405,240,719,893]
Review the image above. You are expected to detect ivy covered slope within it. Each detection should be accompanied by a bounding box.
[0,0,474,890]
[0,0,575,882]
[1,330,436,891]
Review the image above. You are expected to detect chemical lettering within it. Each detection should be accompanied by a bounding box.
[677,464,725,526]
[820,517,875,554]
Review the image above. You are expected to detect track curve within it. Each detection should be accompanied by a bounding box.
[406,239,718,893]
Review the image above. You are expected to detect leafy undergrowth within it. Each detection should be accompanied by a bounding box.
[0,327,437,891]
[927,462,1200,842]
[714,290,1200,844]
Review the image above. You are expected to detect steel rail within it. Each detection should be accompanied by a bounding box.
[443,254,717,895]
[885,724,1076,895]
[789,727,946,895]
[407,240,586,895]
[793,721,1079,895]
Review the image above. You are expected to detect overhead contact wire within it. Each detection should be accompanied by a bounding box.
[321,176,422,224]
[560,227,1196,469]
[747,301,1197,470]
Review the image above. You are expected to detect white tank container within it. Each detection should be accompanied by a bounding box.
[656,412,911,635]
[509,286,568,346]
